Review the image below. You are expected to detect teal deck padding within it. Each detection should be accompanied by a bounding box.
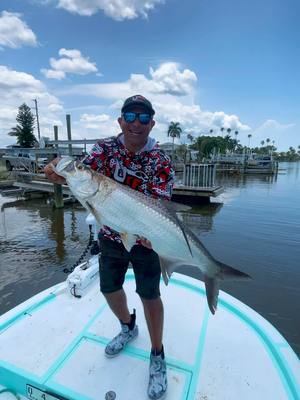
[0,272,299,399]
[0,293,56,334]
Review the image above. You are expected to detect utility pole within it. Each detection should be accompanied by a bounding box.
[33,99,41,142]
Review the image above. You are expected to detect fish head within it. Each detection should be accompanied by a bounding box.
[55,157,99,199]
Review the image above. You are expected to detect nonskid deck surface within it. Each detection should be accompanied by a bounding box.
[0,260,299,400]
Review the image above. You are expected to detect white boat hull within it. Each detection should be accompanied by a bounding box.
[0,256,299,400]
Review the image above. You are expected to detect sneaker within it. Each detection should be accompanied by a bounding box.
[148,348,167,400]
[105,310,138,358]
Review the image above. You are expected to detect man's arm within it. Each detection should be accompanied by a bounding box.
[149,151,175,200]
[139,151,175,249]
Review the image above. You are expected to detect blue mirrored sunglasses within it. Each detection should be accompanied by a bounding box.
[123,112,151,125]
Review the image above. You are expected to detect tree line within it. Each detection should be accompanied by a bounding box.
[167,121,300,162]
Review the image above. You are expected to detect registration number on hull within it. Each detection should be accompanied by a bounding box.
[26,385,63,400]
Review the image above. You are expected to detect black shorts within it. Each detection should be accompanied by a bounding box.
[98,235,161,300]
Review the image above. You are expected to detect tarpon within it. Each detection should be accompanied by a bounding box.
[54,157,250,314]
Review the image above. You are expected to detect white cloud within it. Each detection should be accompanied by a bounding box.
[0,65,44,98]
[80,113,110,129]
[57,0,164,20]
[149,63,197,96]
[41,48,98,80]
[41,68,65,80]
[251,119,296,150]
[48,103,64,112]
[59,62,249,145]
[0,11,37,49]
[80,113,110,123]
[255,119,294,132]
[0,65,63,147]
[0,62,259,149]
[62,62,197,98]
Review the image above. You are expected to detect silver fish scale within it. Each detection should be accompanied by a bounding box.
[95,186,194,261]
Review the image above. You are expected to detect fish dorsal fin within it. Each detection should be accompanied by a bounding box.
[120,232,138,252]
[160,199,193,257]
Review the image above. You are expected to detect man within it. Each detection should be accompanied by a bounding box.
[45,95,175,400]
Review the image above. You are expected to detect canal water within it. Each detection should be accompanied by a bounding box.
[0,162,299,356]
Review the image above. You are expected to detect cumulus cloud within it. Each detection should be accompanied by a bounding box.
[149,63,197,95]
[57,0,164,20]
[63,62,197,98]
[255,119,295,132]
[80,113,110,123]
[41,48,98,79]
[0,65,63,147]
[48,103,64,112]
[251,119,296,150]
[80,113,110,129]
[0,65,45,98]
[74,113,119,140]
[59,62,249,144]
[0,11,37,49]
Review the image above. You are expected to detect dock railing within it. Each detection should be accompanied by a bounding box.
[182,163,216,188]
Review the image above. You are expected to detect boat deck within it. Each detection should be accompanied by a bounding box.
[0,257,299,400]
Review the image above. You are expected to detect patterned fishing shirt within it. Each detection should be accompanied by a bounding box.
[83,134,175,243]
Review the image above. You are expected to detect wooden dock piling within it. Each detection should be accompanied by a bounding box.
[53,125,64,209]
[66,115,72,156]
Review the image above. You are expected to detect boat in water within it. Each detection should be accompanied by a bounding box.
[0,217,299,400]
[245,154,278,174]
[211,152,279,174]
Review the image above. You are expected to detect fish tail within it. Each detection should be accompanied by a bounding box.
[205,263,251,314]
[218,262,251,280]
[204,275,219,315]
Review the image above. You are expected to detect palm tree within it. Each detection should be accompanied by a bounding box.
[266,138,271,146]
[187,133,194,143]
[227,128,232,137]
[248,134,252,148]
[209,129,213,135]
[234,131,239,152]
[220,127,225,137]
[261,140,265,147]
[167,121,182,160]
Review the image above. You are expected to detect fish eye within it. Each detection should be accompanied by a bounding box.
[77,164,84,170]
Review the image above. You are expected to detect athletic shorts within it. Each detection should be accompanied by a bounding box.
[98,235,161,300]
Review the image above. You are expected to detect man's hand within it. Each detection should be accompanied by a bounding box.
[139,236,153,249]
[44,157,66,185]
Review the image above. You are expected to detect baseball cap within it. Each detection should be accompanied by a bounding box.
[121,95,155,116]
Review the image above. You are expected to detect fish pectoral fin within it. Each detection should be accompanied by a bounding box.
[85,201,103,225]
[159,256,184,286]
[120,232,138,252]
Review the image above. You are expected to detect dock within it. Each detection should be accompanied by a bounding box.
[1,163,223,206]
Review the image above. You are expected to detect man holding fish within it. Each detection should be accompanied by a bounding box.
[45,95,174,400]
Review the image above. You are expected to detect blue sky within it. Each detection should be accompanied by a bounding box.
[0,0,299,150]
